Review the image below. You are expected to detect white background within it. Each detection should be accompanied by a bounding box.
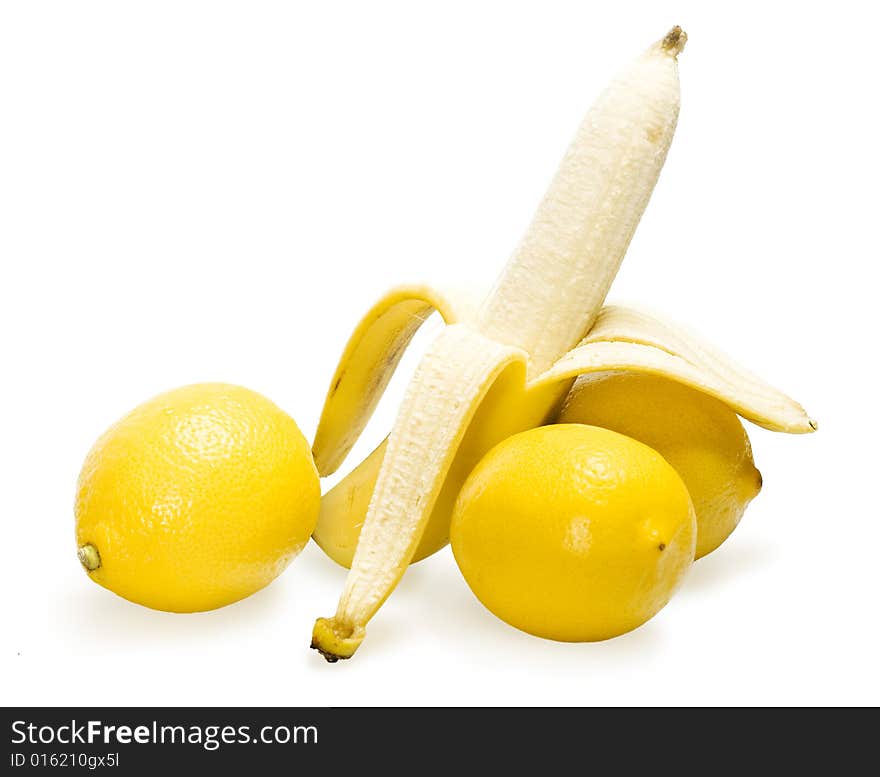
[1,1,877,706]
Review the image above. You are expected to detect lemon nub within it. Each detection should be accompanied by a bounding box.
[77,543,101,572]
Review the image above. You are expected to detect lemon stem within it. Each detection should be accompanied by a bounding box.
[78,543,101,571]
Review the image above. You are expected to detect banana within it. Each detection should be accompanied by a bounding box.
[310,27,815,661]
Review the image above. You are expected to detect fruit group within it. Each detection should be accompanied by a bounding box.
[310,27,814,661]
[450,425,696,641]
[75,383,320,612]
[559,373,762,558]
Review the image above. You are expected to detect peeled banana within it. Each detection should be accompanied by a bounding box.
[310,27,814,661]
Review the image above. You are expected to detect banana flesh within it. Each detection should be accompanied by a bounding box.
[476,26,685,377]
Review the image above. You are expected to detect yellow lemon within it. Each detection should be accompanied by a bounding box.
[75,383,320,612]
[450,424,695,642]
[558,373,762,558]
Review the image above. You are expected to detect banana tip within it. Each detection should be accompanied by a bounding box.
[808,417,818,432]
[661,26,687,56]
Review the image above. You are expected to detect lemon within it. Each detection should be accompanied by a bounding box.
[75,383,320,612]
[450,424,695,642]
[558,373,762,558]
